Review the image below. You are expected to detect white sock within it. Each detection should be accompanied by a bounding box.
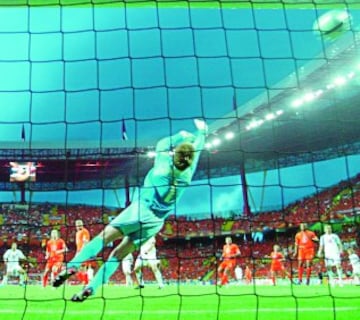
[154,269,164,287]
[135,270,144,286]
[125,274,133,286]
[19,274,25,285]
[337,268,343,284]
[328,269,334,285]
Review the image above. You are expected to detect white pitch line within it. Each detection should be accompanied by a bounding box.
[0,306,358,315]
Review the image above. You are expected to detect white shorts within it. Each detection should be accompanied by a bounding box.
[135,258,160,269]
[6,264,23,275]
[352,264,360,275]
[122,260,133,274]
[324,255,341,267]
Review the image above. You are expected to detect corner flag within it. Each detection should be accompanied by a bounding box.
[122,118,128,141]
[21,124,26,141]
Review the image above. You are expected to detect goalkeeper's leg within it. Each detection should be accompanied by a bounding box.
[53,226,122,287]
[53,236,104,287]
[71,236,135,302]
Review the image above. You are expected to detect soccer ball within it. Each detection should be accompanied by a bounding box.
[313,10,351,41]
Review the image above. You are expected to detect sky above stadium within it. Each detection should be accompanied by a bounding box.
[0,5,359,215]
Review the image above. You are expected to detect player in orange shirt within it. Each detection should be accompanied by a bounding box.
[75,219,91,285]
[293,223,319,285]
[43,229,67,287]
[244,265,253,284]
[218,236,241,286]
[268,245,292,286]
[75,219,91,253]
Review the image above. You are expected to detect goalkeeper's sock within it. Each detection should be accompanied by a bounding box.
[68,236,104,269]
[87,256,120,293]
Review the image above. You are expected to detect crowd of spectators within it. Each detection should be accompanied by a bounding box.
[0,175,359,284]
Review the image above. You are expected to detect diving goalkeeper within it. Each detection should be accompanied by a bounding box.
[53,119,207,302]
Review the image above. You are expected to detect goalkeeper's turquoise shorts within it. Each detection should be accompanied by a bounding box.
[109,201,166,249]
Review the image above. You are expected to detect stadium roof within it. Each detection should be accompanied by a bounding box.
[1,31,359,191]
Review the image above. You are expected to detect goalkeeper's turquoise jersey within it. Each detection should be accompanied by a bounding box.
[140,131,205,217]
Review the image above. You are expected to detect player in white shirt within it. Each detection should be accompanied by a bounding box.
[317,225,344,287]
[1,242,27,286]
[347,248,360,285]
[122,253,134,287]
[234,265,243,284]
[134,236,164,289]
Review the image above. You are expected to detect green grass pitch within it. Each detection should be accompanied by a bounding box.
[0,283,359,320]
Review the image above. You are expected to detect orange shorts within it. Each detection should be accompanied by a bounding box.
[219,259,236,271]
[271,263,285,272]
[45,260,63,273]
[298,248,315,261]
